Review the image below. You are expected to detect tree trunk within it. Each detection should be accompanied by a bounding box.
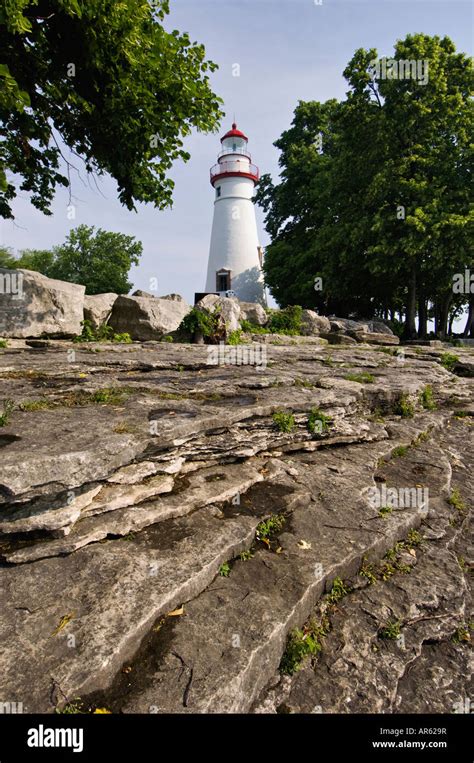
[403,267,417,339]
[437,295,452,340]
[463,300,474,337]
[418,297,428,339]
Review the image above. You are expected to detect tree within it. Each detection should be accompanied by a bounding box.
[0,0,223,219]
[257,34,473,338]
[16,225,142,294]
[0,246,17,268]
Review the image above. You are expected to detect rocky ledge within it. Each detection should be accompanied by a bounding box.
[0,338,472,713]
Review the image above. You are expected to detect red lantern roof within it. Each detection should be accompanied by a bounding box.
[221,122,248,142]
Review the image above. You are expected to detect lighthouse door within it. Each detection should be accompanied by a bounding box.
[216,269,231,292]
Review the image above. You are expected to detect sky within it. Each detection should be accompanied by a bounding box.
[1,0,473,307]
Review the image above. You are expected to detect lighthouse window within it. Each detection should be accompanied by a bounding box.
[216,186,221,198]
[233,143,237,152]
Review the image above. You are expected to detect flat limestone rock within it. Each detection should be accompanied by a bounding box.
[4,462,264,563]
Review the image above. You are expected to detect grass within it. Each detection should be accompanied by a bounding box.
[280,617,330,675]
[344,372,375,384]
[307,407,331,437]
[378,619,402,640]
[19,387,129,411]
[391,445,409,459]
[419,385,436,410]
[440,352,459,372]
[219,562,231,577]
[393,393,415,418]
[272,410,295,433]
[293,377,315,389]
[113,422,138,434]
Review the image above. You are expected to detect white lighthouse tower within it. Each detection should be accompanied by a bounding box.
[205,123,265,304]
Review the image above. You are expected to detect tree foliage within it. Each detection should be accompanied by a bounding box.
[257,34,473,338]
[14,224,142,294]
[0,0,223,218]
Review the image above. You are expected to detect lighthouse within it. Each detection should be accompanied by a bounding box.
[205,123,265,304]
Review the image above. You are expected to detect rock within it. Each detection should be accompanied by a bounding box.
[108,294,190,340]
[196,294,240,333]
[238,301,268,327]
[83,293,117,329]
[367,320,394,336]
[131,289,156,299]
[321,332,358,345]
[0,269,85,338]
[355,332,400,346]
[300,310,331,336]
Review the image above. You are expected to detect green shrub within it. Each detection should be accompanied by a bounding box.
[240,319,268,334]
[280,617,329,675]
[227,330,242,345]
[267,305,303,335]
[0,339,8,348]
[179,306,222,341]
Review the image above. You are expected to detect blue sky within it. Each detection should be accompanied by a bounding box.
[1,0,472,306]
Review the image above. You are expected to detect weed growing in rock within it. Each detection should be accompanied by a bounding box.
[406,529,423,547]
[344,372,375,384]
[420,385,436,410]
[448,488,466,514]
[113,422,138,434]
[379,505,392,517]
[327,576,351,604]
[394,394,415,418]
[74,320,132,344]
[280,617,329,675]
[0,338,8,348]
[219,562,231,577]
[256,514,286,549]
[452,623,471,644]
[55,699,84,714]
[307,407,331,437]
[0,399,14,426]
[272,410,295,433]
[378,619,402,640]
[440,352,459,372]
[239,550,254,561]
[359,557,378,585]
